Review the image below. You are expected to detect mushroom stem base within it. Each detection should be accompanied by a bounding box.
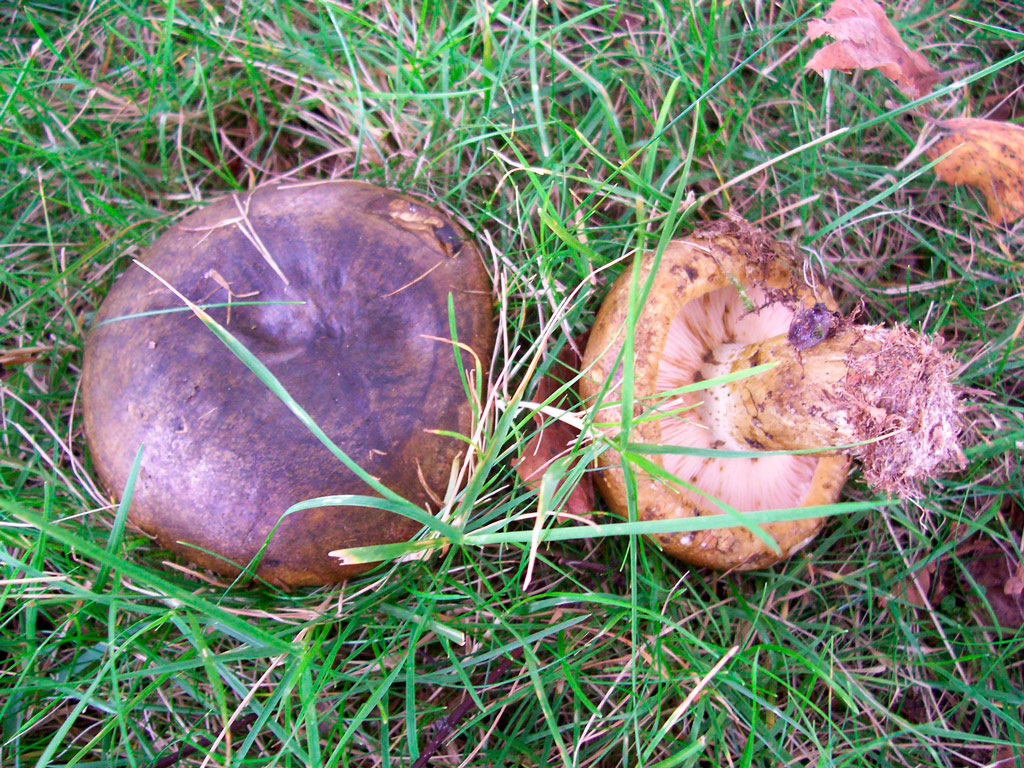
[696,325,965,496]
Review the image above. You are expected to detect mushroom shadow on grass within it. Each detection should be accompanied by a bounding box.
[580,219,966,570]
[82,181,494,587]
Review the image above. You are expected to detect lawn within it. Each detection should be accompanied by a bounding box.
[1,1,1022,766]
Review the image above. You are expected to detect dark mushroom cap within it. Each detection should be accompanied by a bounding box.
[82,181,493,586]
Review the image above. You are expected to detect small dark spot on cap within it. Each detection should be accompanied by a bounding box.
[684,265,698,280]
[433,221,463,257]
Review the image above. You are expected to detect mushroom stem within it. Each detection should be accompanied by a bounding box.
[698,327,878,451]
[695,324,966,496]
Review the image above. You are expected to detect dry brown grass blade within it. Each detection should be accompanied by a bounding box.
[928,118,1024,225]
[805,0,942,99]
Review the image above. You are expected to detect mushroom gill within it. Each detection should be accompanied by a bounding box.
[656,286,818,513]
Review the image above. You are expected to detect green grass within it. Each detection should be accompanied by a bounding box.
[2,1,1023,766]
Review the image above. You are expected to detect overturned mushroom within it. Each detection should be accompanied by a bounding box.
[82,181,493,587]
[580,221,964,570]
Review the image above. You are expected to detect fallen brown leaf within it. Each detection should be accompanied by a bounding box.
[1005,564,1024,598]
[534,331,589,406]
[515,419,594,518]
[884,507,1024,634]
[958,502,1024,632]
[514,332,594,518]
[805,0,941,100]
[901,560,936,608]
[966,548,1024,630]
[928,118,1024,224]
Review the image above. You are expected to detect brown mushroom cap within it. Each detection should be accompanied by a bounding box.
[580,226,849,570]
[82,181,494,586]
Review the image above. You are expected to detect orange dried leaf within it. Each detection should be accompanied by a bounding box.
[805,0,941,99]
[928,118,1024,224]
